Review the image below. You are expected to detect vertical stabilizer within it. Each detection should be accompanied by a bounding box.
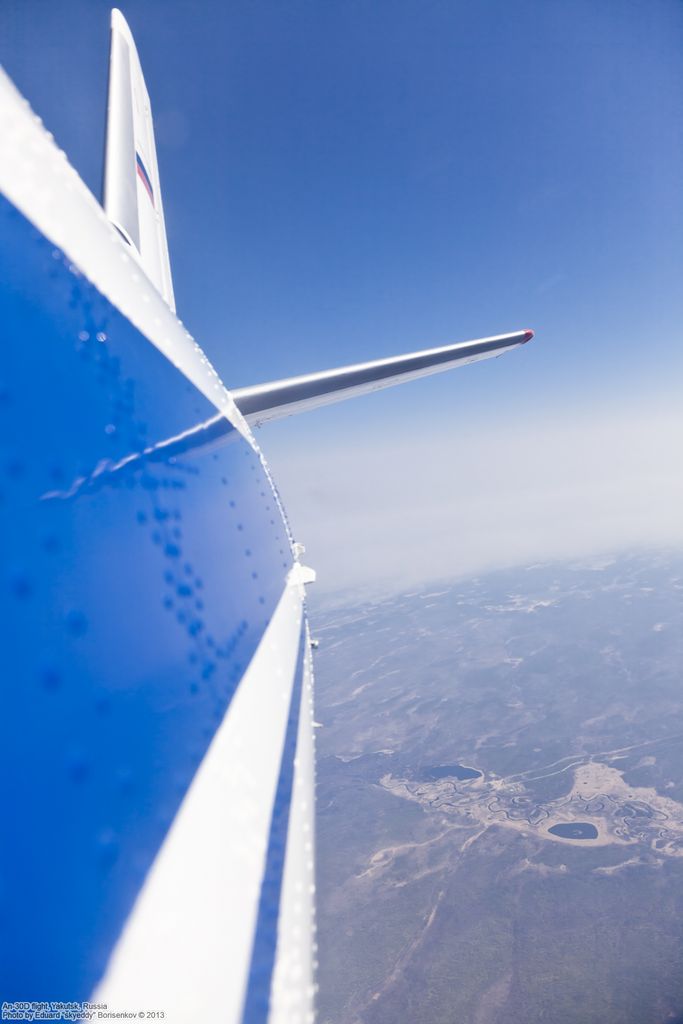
[104,9,175,312]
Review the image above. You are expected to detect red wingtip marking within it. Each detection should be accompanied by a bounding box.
[522,329,534,343]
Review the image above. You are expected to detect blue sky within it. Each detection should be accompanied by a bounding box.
[3,0,683,594]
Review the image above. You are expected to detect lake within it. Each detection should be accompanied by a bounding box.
[548,822,598,840]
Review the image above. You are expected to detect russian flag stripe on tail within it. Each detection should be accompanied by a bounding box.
[136,152,154,205]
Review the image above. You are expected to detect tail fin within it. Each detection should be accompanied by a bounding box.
[103,9,175,312]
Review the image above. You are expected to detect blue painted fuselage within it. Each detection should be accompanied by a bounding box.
[0,196,293,999]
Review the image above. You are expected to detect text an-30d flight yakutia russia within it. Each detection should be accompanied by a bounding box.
[0,10,533,1024]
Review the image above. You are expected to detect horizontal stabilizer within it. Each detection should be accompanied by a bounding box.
[232,330,533,426]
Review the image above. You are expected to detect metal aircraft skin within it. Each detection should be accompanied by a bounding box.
[0,10,532,1023]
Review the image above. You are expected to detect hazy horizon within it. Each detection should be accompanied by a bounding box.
[264,394,683,600]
